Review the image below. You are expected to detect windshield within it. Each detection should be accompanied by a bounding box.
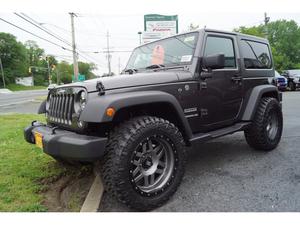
[125,32,199,71]
[275,71,281,77]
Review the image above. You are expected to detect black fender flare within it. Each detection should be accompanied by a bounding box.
[80,91,193,139]
[38,100,46,114]
[241,84,281,121]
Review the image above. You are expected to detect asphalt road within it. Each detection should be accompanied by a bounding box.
[99,91,300,212]
[0,89,47,114]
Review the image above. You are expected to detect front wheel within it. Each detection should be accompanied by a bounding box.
[244,97,283,151]
[102,116,186,211]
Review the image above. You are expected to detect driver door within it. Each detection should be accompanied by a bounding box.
[196,33,243,131]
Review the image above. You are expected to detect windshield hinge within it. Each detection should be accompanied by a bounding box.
[96,81,106,95]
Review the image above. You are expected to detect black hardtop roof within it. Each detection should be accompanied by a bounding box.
[135,28,269,50]
[203,28,269,43]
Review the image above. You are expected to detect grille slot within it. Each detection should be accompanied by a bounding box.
[48,92,74,125]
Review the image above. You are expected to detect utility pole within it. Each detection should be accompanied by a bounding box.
[138,31,142,45]
[264,12,270,38]
[56,68,60,85]
[106,31,112,76]
[70,12,79,82]
[46,56,51,85]
[0,57,5,88]
[118,57,121,74]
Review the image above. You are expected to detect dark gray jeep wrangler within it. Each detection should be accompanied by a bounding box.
[24,29,283,211]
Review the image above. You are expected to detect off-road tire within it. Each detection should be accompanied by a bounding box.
[244,97,283,151]
[289,81,296,91]
[102,116,186,211]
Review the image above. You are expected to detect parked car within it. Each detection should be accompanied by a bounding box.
[274,71,287,91]
[282,69,300,91]
[24,29,283,211]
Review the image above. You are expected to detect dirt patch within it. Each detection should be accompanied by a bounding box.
[39,164,94,212]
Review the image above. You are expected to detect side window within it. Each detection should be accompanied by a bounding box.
[204,36,236,68]
[240,40,272,69]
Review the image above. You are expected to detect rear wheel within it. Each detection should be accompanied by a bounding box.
[289,81,296,91]
[102,116,186,211]
[244,97,283,151]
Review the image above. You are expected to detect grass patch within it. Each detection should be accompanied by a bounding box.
[7,84,46,91]
[0,114,67,212]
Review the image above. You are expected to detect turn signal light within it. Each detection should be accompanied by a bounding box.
[106,107,115,117]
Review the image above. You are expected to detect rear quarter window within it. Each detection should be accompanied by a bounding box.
[240,40,272,69]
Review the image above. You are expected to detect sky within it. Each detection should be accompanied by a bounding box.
[0,0,299,76]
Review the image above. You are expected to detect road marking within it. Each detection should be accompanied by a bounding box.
[80,174,104,212]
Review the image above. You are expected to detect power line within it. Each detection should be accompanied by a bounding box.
[0,16,103,68]
[41,23,71,33]
[0,16,72,51]
[15,13,73,48]
[17,13,105,68]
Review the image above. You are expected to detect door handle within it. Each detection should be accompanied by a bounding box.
[231,76,242,81]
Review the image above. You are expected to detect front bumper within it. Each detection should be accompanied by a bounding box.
[24,121,107,162]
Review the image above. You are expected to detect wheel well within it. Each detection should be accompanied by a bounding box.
[112,103,190,143]
[261,91,279,100]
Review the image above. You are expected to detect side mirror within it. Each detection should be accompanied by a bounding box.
[203,53,225,70]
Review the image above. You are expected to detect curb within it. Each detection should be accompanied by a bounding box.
[80,174,104,212]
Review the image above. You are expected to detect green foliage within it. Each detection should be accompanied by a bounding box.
[78,61,96,80]
[234,20,300,73]
[7,84,46,91]
[0,33,28,86]
[55,60,73,84]
[52,61,97,84]
[24,40,45,66]
[0,32,97,87]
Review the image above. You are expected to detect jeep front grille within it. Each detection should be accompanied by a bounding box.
[48,93,75,125]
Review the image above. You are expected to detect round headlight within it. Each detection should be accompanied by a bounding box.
[79,91,87,109]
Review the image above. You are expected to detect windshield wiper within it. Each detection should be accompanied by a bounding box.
[145,64,165,69]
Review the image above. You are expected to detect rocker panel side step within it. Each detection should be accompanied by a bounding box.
[189,122,250,144]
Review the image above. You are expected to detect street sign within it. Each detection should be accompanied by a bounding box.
[78,74,85,81]
[72,73,85,82]
[143,14,178,43]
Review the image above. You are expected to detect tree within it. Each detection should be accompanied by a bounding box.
[24,40,50,85]
[0,33,28,85]
[0,32,97,86]
[267,20,300,71]
[56,61,73,84]
[24,40,44,66]
[234,20,300,73]
[78,61,97,80]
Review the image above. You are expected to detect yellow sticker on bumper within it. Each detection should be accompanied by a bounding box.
[34,132,43,149]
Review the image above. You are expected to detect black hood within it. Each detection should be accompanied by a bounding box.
[58,71,183,92]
